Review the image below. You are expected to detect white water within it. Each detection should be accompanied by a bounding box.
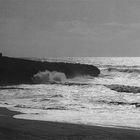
[32,70,67,84]
[1,57,140,129]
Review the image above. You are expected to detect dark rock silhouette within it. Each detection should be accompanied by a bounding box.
[105,84,140,93]
[107,67,140,74]
[0,56,100,85]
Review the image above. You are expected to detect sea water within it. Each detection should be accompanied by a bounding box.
[1,57,140,129]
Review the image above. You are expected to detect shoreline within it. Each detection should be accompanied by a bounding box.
[0,107,140,139]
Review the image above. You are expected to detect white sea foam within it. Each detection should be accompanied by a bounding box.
[10,108,140,129]
[1,57,140,129]
[32,70,67,84]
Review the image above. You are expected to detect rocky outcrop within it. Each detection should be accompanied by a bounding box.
[0,56,100,85]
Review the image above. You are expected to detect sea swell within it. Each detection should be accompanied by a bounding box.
[106,67,140,74]
[105,84,140,94]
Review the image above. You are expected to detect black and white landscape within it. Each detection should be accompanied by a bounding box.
[1,0,140,140]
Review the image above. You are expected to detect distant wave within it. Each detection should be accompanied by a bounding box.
[97,100,140,108]
[106,67,140,74]
[105,84,140,94]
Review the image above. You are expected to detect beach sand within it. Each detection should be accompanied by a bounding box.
[0,107,140,140]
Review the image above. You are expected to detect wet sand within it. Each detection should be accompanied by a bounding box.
[0,107,140,140]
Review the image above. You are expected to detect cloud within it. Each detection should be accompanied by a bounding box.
[128,23,140,29]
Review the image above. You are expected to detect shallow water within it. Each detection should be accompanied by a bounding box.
[1,57,140,129]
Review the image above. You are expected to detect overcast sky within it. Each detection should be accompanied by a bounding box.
[1,0,140,57]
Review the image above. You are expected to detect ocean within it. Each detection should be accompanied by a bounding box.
[1,57,140,129]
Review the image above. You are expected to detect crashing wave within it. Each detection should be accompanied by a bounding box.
[32,70,94,85]
[32,70,67,84]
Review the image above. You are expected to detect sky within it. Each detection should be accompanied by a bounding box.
[1,0,140,57]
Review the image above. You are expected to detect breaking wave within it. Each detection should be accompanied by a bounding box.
[32,70,67,84]
[32,70,95,85]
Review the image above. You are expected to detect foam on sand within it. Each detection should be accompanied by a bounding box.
[6,106,140,130]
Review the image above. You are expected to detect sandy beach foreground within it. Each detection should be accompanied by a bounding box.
[0,107,140,140]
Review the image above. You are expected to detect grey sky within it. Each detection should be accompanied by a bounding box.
[1,0,140,57]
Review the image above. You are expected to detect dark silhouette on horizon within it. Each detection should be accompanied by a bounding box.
[0,55,100,85]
